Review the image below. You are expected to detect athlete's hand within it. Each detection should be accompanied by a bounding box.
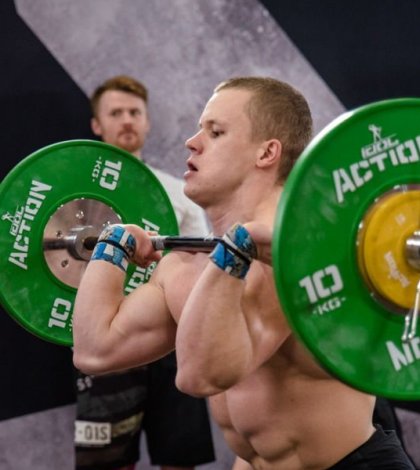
[123,224,163,267]
[243,222,273,265]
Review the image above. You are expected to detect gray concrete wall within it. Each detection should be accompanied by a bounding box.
[15,0,344,177]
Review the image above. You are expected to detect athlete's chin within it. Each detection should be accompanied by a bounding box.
[186,186,213,210]
[184,182,196,200]
[184,182,203,206]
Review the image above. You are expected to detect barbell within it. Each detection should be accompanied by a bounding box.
[1,98,420,400]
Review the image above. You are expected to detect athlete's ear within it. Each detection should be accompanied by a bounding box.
[91,117,102,137]
[256,139,282,168]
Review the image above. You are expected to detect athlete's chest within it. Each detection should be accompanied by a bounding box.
[163,253,209,323]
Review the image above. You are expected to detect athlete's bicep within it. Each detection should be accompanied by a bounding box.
[107,276,177,370]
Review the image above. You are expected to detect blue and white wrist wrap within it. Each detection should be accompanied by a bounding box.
[91,225,136,273]
[209,224,257,279]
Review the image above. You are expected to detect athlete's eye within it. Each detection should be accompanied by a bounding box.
[210,129,223,138]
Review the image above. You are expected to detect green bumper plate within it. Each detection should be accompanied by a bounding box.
[0,140,178,346]
[273,98,420,399]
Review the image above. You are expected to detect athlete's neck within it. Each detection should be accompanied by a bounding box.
[207,185,282,236]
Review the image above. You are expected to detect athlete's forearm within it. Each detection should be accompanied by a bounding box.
[73,224,166,374]
[176,225,263,395]
[73,259,126,372]
[176,262,254,396]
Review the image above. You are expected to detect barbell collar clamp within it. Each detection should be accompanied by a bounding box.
[405,231,420,271]
[402,278,420,342]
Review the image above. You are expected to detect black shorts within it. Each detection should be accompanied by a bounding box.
[74,352,215,469]
[328,425,415,469]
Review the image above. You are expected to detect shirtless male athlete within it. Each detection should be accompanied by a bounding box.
[73,77,414,469]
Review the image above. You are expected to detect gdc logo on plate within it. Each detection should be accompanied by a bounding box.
[332,124,420,204]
